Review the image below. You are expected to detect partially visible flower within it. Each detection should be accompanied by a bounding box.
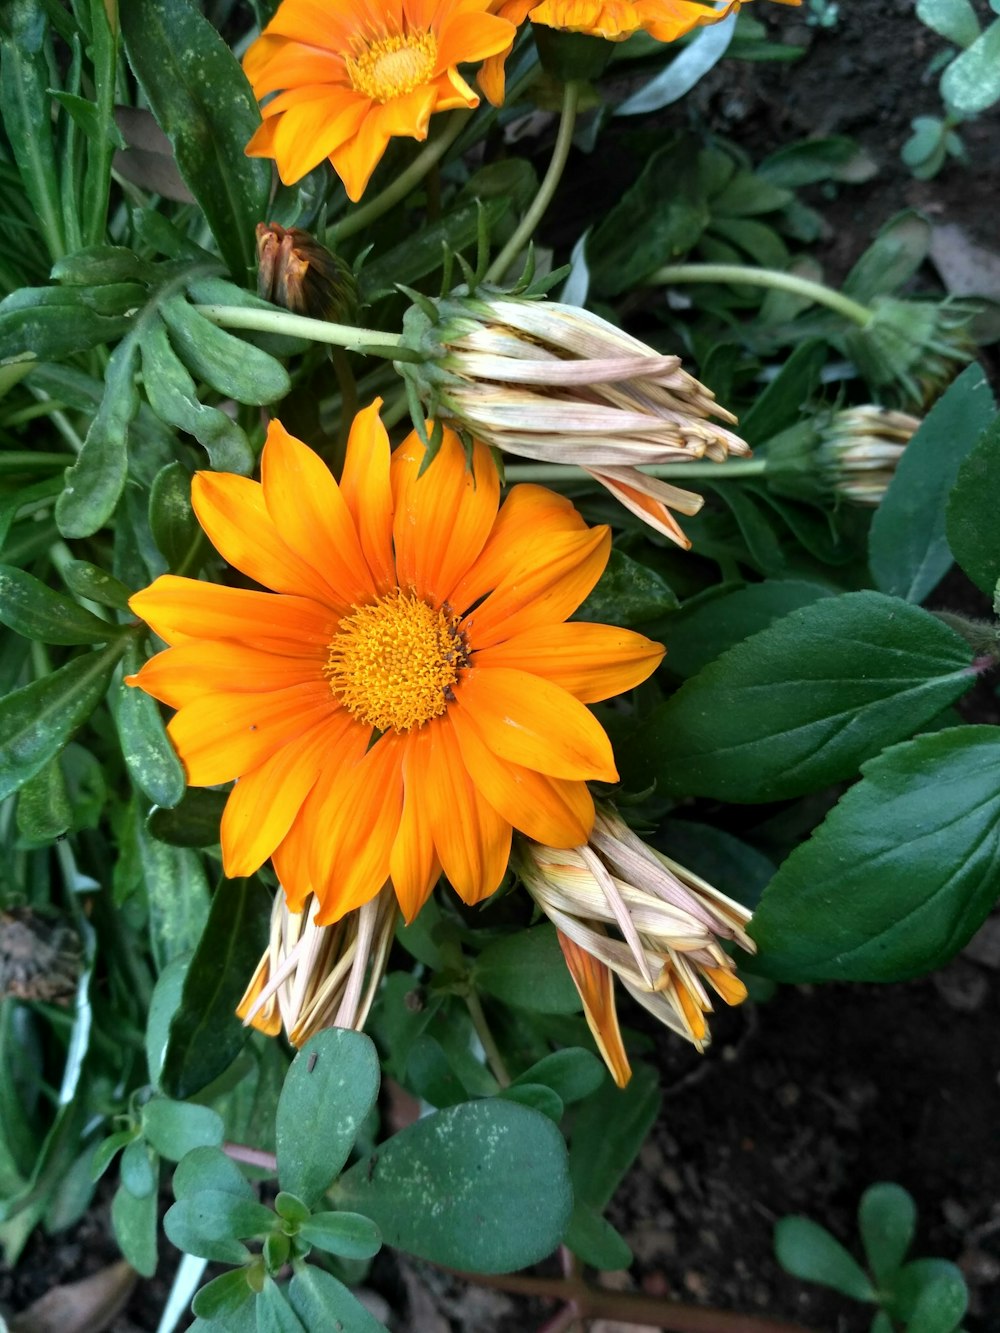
[256,223,359,324]
[238,887,398,1045]
[398,290,749,547]
[479,0,800,104]
[127,404,663,926]
[766,404,921,507]
[243,0,515,202]
[517,807,755,1086]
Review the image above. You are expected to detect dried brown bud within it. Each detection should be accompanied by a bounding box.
[256,223,359,324]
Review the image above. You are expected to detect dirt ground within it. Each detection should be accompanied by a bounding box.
[4,2,1000,1330]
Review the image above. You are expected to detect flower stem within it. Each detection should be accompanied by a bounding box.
[485,80,581,284]
[649,263,874,327]
[465,988,511,1088]
[195,304,403,356]
[329,110,474,244]
[502,459,769,484]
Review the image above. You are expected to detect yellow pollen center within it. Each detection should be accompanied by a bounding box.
[345,31,438,103]
[325,591,466,733]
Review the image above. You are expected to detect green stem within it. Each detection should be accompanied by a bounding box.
[465,989,511,1088]
[484,80,581,284]
[195,304,403,356]
[649,263,874,326]
[329,110,473,244]
[0,450,74,468]
[502,458,769,484]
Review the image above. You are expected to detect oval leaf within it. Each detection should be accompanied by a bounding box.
[774,1216,876,1302]
[0,565,113,644]
[299,1211,382,1260]
[945,413,1000,597]
[859,1183,917,1284]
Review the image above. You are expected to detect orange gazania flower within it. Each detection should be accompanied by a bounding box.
[243,0,516,202]
[127,404,664,926]
[479,0,799,105]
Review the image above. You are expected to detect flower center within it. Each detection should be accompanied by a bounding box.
[345,31,438,103]
[325,591,467,733]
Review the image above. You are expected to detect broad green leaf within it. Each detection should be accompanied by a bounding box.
[945,414,1000,596]
[256,1279,307,1333]
[149,461,200,571]
[859,1183,916,1284]
[499,1082,564,1122]
[563,1199,633,1270]
[569,1062,660,1210]
[660,820,776,910]
[163,1196,253,1265]
[631,592,973,802]
[56,336,141,538]
[142,1097,224,1161]
[117,639,186,807]
[299,1211,382,1260]
[287,1265,388,1333]
[276,1030,381,1207]
[940,19,1000,115]
[843,212,933,304]
[916,0,980,46]
[136,825,210,972]
[336,1100,572,1273]
[869,365,996,602]
[0,565,113,643]
[750,728,1000,981]
[111,1183,159,1277]
[512,1049,605,1105]
[757,137,878,187]
[160,295,290,405]
[774,1216,876,1302]
[191,1269,256,1321]
[160,876,271,1099]
[120,0,269,280]
[891,1260,968,1333]
[576,548,678,625]
[0,639,124,801]
[473,925,582,1014]
[172,1146,256,1201]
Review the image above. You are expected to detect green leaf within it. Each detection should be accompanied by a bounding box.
[0,565,113,644]
[120,0,269,280]
[146,788,227,847]
[774,1216,876,1302]
[843,212,933,304]
[120,1138,158,1199]
[916,0,980,46]
[163,1195,253,1265]
[473,925,582,1014]
[891,1260,968,1333]
[17,755,72,841]
[117,639,186,807]
[750,728,1000,981]
[858,1183,916,1284]
[142,1097,224,1161]
[563,1198,633,1270]
[569,1062,660,1210]
[172,1146,255,1201]
[276,1030,381,1207]
[0,286,133,362]
[499,1082,564,1122]
[111,1183,159,1278]
[256,1278,307,1333]
[136,825,211,972]
[631,592,974,802]
[512,1049,606,1105]
[869,365,996,602]
[757,137,877,187]
[660,820,775,911]
[287,1265,388,1333]
[149,461,200,571]
[299,1212,382,1261]
[191,1269,256,1321]
[336,1100,572,1273]
[0,639,124,801]
[0,9,64,264]
[940,18,1000,115]
[945,414,1000,596]
[160,295,290,405]
[739,339,827,447]
[61,560,132,610]
[56,335,141,538]
[160,876,271,1099]
[91,1130,136,1183]
[51,246,152,287]
[575,548,678,625]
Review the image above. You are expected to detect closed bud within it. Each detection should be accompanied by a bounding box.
[256,223,359,324]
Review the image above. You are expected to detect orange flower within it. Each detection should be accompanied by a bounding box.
[243,0,515,201]
[479,0,799,105]
[127,405,664,926]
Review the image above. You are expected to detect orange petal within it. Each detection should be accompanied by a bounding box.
[308,735,404,924]
[126,641,321,709]
[475,622,664,702]
[389,730,442,922]
[450,483,584,613]
[268,90,370,185]
[390,427,499,604]
[235,951,283,1036]
[339,400,396,594]
[168,681,336,786]
[261,420,377,607]
[129,577,335,653]
[422,718,511,905]
[558,931,631,1088]
[454,666,618,781]
[221,711,366,878]
[465,526,611,649]
[449,703,594,846]
[272,819,315,915]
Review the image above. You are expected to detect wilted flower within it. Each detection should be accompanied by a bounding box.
[766,404,921,506]
[398,291,749,547]
[127,404,663,925]
[256,223,359,324]
[840,296,975,410]
[517,808,754,1086]
[238,888,398,1045]
[243,0,515,201]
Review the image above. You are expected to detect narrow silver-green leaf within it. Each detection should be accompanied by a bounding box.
[0,564,113,644]
[116,639,185,807]
[160,294,290,405]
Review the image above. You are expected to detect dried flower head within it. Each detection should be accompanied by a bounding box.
[256,223,359,324]
[398,290,749,547]
[517,808,755,1085]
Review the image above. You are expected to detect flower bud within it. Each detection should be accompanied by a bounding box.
[256,223,359,324]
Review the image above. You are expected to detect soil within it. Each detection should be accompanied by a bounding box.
[4,3,1000,1331]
